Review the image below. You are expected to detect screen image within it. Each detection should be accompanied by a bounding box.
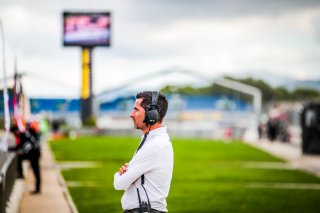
[63,12,111,47]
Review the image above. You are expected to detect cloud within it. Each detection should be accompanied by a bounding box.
[1,0,320,97]
[124,0,320,23]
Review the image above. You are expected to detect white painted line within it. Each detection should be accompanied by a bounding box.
[246,182,320,190]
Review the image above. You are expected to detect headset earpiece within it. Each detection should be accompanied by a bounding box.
[144,91,160,125]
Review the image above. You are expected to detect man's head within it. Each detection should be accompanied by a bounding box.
[130,91,168,131]
[10,125,20,135]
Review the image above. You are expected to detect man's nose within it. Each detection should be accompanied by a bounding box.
[130,111,134,118]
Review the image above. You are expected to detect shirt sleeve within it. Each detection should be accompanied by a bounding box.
[113,142,160,190]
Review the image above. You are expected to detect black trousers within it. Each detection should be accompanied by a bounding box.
[124,208,164,213]
[17,150,41,192]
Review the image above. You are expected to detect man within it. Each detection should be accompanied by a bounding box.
[9,123,41,194]
[114,91,174,213]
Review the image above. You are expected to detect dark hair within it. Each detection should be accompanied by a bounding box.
[10,125,19,133]
[136,91,168,123]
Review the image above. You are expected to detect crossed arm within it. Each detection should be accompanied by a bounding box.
[113,143,159,190]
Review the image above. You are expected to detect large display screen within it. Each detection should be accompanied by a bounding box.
[63,12,111,47]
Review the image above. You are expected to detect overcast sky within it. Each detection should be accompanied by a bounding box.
[0,0,320,98]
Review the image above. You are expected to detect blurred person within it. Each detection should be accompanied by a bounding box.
[267,103,290,142]
[267,118,278,141]
[114,91,173,213]
[258,114,269,140]
[258,123,263,139]
[9,122,41,194]
[10,125,25,179]
[37,115,50,144]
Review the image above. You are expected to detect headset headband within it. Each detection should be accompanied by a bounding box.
[151,91,159,106]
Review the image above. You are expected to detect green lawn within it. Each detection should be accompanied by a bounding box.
[49,136,320,213]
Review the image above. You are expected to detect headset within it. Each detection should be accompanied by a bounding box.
[144,91,160,125]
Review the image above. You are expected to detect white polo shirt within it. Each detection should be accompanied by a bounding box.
[114,126,174,212]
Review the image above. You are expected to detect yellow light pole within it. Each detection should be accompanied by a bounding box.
[81,47,93,124]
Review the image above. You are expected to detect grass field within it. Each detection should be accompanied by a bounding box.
[49,136,320,213]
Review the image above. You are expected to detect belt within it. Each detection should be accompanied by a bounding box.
[124,208,164,213]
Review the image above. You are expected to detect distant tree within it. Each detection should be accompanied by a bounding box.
[291,88,320,101]
[178,85,201,95]
[160,76,320,104]
[160,85,177,94]
[274,87,290,101]
[225,76,274,103]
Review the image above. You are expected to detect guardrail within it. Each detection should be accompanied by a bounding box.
[0,152,17,213]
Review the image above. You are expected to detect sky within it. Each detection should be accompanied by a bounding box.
[0,0,320,98]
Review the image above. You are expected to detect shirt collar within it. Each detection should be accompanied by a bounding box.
[141,126,167,139]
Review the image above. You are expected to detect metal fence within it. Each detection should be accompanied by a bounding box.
[0,152,17,213]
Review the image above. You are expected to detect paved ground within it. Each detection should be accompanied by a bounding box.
[247,139,320,177]
[17,142,77,213]
[9,138,320,212]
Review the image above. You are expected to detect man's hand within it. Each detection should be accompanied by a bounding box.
[119,163,129,175]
